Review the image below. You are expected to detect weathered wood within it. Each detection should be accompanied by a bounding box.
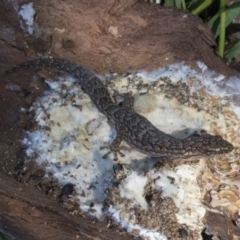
[1,0,239,239]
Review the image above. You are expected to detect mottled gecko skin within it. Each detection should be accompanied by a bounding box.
[7,58,234,159]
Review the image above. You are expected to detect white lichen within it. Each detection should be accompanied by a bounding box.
[22,61,239,240]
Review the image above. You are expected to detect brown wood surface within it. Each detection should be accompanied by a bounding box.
[0,0,239,239]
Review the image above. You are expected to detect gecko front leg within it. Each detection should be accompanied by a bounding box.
[113,91,134,109]
[101,124,128,161]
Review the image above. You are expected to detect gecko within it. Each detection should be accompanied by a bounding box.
[6,58,234,160]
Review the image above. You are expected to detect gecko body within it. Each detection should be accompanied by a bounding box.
[7,58,234,159]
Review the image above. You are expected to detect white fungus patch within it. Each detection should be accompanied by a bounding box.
[22,61,239,240]
[175,163,206,229]
[153,170,185,208]
[120,172,148,210]
[18,3,36,35]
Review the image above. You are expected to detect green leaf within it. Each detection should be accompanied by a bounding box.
[218,0,226,57]
[224,39,240,60]
[164,0,183,8]
[181,0,186,9]
[187,0,203,11]
[164,0,175,7]
[192,0,215,15]
[0,231,14,240]
[207,0,240,38]
[175,0,182,8]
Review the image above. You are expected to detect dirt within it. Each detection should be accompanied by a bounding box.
[0,0,239,239]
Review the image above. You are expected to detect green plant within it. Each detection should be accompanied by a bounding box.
[206,0,240,58]
[0,231,14,240]
[159,0,240,60]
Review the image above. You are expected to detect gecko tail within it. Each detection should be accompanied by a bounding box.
[5,58,80,75]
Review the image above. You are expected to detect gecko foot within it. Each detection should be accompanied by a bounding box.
[100,145,130,161]
[101,125,130,161]
[113,90,134,109]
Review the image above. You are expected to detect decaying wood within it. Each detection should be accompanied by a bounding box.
[0,0,238,239]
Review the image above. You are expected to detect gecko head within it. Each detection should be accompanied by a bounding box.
[185,133,234,156]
